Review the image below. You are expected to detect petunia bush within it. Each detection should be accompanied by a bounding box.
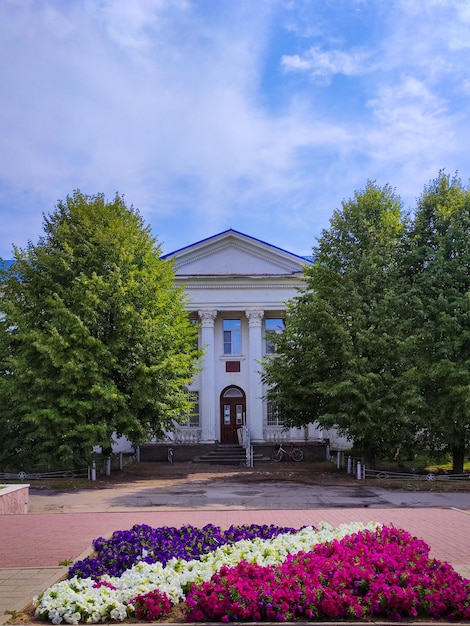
[185,525,470,622]
[129,588,173,621]
[35,522,375,623]
[33,521,470,624]
[68,523,297,579]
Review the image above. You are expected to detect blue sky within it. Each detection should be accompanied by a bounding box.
[1,0,470,259]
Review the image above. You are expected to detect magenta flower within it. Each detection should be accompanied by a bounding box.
[129,589,173,621]
[185,526,470,622]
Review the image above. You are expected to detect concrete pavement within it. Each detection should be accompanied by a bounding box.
[1,473,470,624]
[27,477,470,513]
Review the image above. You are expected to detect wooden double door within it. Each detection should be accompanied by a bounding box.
[220,386,246,444]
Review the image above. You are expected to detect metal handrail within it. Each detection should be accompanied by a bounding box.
[240,425,254,467]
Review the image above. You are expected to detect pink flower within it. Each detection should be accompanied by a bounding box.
[92,580,116,590]
[129,589,172,621]
[184,526,470,622]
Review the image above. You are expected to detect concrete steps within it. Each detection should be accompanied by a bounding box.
[195,444,268,465]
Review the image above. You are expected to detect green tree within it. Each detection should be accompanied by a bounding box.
[0,191,200,470]
[263,182,417,467]
[406,172,470,473]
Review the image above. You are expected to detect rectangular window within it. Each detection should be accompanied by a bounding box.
[223,319,241,355]
[266,400,284,426]
[265,318,285,354]
[186,391,200,427]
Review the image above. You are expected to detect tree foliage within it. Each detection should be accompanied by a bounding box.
[263,182,415,466]
[0,191,200,469]
[263,174,470,470]
[405,172,470,473]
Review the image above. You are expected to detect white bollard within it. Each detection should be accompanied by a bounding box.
[105,458,111,476]
[357,461,362,480]
[347,456,352,474]
[336,450,341,469]
[91,460,96,481]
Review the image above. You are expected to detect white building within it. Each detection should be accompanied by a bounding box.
[160,229,346,450]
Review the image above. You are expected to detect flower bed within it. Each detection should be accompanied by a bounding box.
[34,522,470,624]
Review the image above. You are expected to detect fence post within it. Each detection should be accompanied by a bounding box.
[326,445,331,461]
[91,460,96,481]
[336,450,341,469]
[356,461,362,480]
[347,456,352,474]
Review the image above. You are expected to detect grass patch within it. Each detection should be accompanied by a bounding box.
[426,460,470,473]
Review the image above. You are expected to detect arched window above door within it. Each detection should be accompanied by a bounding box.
[223,387,243,398]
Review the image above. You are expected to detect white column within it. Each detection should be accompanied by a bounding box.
[198,309,217,442]
[245,309,264,441]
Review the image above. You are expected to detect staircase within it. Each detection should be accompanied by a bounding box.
[195,444,266,465]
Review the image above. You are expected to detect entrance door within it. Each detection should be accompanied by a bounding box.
[220,386,246,444]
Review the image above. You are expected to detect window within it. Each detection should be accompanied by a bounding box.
[185,391,200,427]
[265,318,285,354]
[223,319,241,355]
[223,387,243,398]
[266,401,284,426]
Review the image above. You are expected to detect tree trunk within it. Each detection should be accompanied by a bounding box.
[362,452,376,471]
[451,444,465,474]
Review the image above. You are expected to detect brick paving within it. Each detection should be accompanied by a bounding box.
[1,507,470,624]
[2,507,470,569]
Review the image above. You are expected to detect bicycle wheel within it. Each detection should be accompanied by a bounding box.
[292,447,304,462]
[270,448,283,462]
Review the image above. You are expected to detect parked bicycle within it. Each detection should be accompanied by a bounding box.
[270,442,304,462]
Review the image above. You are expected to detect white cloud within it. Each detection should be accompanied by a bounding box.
[368,77,448,128]
[0,0,470,258]
[281,47,372,79]
[0,0,354,248]
[364,76,458,185]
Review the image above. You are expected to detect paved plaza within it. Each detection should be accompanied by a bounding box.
[1,469,470,624]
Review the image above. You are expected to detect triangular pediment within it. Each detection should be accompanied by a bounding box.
[164,229,309,277]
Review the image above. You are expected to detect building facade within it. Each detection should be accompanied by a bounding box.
[162,229,346,449]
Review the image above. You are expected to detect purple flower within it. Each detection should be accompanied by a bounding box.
[68,523,297,579]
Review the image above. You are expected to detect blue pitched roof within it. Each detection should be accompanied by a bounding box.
[162,228,312,263]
